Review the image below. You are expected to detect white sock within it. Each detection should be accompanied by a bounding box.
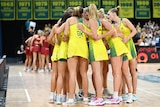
[113,92,118,98]
[79,89,83,93]
[128,93,132,97]
[66,92,69,96]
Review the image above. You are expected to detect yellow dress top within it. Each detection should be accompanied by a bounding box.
[51,35,59,61]
[58,32,68,60]
[67,22,88,59]
[88,19,109,62]
[107,27,129,58]
[119,18,137,59]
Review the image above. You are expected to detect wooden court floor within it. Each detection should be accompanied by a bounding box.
[5,63,160,107]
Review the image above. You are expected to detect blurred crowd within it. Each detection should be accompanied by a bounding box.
[135,20,160,46]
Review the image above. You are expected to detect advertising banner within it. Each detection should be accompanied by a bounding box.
[137,46,160,63]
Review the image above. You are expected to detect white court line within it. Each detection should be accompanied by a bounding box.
[19,72,22,76]
[25,89,31,102]
[108,78,160,97]
[18,72,31,102]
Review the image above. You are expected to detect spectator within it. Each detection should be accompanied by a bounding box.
[136,22,141,33]
[17,44,25,63]
[151,35,157,46]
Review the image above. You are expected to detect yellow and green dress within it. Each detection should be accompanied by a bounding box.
[58,32,68,61]
[51,34,60,62]
[106,27,129,58]
[88,19,109,62]
[119,18,137,60]
[102,28,111,52]
[67,20,88,59]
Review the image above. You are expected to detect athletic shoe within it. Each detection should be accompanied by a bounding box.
[125,94,133,103]
[24,67,27,71]
[122,94,128,101]
[88,98,105,106]
[90,96,97,103]
[75,92,83,101]
[66,93,69,101]
[119,96,123,102]
[48,93,56,102]
[45,69,49,72]
[107,95,113,99]
[32,68,37,72]
[62,99,76,105]
[105,98,121,104]
[48,94,54,103]
[56,94,62,104]
[83,97,89,104]
[61,95,66,102]
[88,92,95,99]
[132,94,137,101]
[38,69,44,73]
[27,68,31,72]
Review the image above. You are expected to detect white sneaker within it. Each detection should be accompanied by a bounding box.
[48,93,56,102]
[83,97,89,104]
[56,94,62,105]
[62,99,76,105]
[38,69,44,73]
[24,67,27,71]
[61,95,66,102]
[119,96,123,102]
[27,68,31,72]
[125,94,133,103]
[48,95,54,103]
[66,93,69,101]
[45,69,49,72]
[122,94,128,101]
[132,94,137,101]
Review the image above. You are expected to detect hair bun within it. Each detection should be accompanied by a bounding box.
[116,6,120,11]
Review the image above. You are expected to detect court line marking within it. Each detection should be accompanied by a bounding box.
[25,89,31,102]
[19,72,31,102]
[19,72,22,76]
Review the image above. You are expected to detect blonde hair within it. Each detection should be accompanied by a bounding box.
[109,6,120,16]
[72,6,83,18]
[88,4,98,19]
[98,8,105,18]
[37,30,44,36]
